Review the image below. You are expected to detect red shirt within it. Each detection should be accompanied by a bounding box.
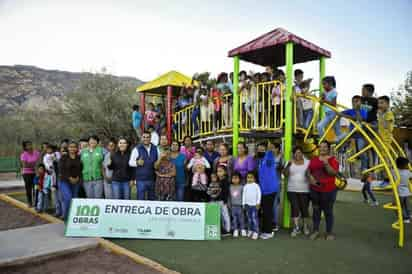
[308,156,339,192]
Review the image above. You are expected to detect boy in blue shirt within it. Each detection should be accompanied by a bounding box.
[132,105,142,141]
[336,95,368,170]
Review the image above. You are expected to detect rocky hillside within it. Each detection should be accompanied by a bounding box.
[0,65,143,114]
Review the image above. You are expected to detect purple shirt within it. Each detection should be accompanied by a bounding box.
[20,150,41,174]
[233,155,256,181]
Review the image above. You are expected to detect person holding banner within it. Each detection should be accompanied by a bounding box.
[129,132,159,200]
[108,137,135,200]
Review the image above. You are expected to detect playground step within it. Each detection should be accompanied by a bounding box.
[383,202,398,211]
[0,223,99,267]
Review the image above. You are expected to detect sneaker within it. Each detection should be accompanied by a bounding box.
[252,232,259,240]
[404,219,411,224]
[325,233,336,240]
[233,230,239,238]
[309,231,320,240]
[371,201,379,207]
[248,231,253,237]
[303,224,310,236]
[260,232,274,240]
[241,230,247,237]
[222,231,231,237]
[290,227,301,238]
[272,224,280,232]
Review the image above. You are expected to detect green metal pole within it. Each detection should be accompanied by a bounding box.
[282,42,294,229]
[319,56,326,120]
[232,56,240,156]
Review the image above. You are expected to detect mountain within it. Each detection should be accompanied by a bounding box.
[0,65,144,114]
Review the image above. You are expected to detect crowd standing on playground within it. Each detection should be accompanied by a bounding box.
[19,69,411,242]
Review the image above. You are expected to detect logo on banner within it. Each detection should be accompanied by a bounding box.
[71,204,100,228]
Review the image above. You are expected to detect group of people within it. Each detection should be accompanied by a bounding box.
[20,132,347,241]
[19,69,411,242]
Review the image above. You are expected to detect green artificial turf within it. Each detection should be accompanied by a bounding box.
[10,191,412,274]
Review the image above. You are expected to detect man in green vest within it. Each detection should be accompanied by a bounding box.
[80,135,104,198]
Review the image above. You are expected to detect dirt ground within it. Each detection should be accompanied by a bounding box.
[0,200,47,231]
[1,247,163,274]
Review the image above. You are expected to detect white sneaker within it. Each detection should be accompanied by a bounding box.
[248,231,253,237]
[241,229,247,237]
[371,201,379,207]
[233,230,239,238]
[252,232,259,240]
[404,219,411,224]
[260,232,274,240]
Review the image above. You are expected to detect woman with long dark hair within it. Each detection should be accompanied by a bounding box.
[59,141,82,220]
[108,137,134,200]
[306,141,339,240]
[20,141,41,207]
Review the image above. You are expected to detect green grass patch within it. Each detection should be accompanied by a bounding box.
[9,191,412,274]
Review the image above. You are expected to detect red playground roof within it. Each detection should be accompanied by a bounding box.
[228,28,331,67]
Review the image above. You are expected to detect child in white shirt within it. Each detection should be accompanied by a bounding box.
[242,172,261,240]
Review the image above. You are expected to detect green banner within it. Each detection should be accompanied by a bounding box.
[65,199,220,240]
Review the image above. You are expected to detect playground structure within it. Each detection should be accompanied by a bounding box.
[137,28,408,247]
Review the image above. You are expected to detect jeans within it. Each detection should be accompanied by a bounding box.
[103,179,113,199]
[246,205,259,233]
[22,174,35,206]
[53,183,64,217]
[112,181,131,200]
[303,109,314,129]
[60,181,80,220]
[310,189,337,233]
[136,180,155,200]
[356,137,369,171]
[362,182,376,202]
[83,180,104,198]
[231,205,245,231]
[191,106,200,132]
[262,193,276,233]
[317,111,341,139]
[400,197,411,220]
[217,201,231,233]
[36,189,49,212]
[175,184,185,201]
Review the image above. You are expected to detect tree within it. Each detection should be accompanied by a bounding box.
[63,69,138,141]
[392,71,412,127]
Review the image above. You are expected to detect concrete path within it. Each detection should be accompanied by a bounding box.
[0,179,24,190]
[0,223,99,267]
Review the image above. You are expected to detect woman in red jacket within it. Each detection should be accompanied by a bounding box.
[306,141,339,240]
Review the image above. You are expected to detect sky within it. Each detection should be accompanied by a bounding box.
[1,0,411,105]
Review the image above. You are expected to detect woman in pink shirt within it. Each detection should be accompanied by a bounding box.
[20,141,41,207]
[180,136,196,161]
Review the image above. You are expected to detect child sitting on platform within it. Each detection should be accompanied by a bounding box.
[317,76,341,140]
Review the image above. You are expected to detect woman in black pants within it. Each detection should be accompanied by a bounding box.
[20,141,41,207]
[306,141,339,240]
[283,146,311,237]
